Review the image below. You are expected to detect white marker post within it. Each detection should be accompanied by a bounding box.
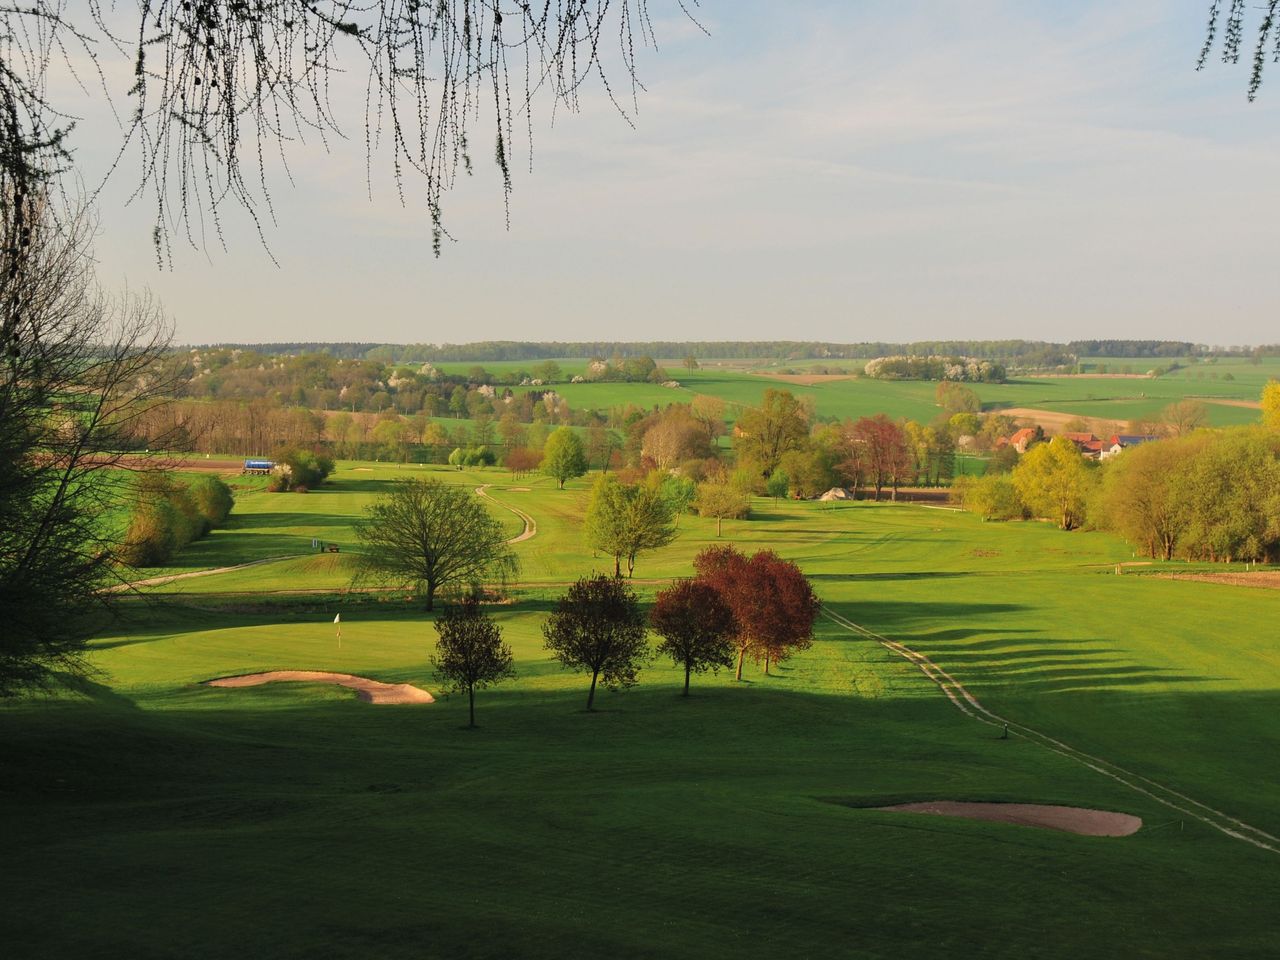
[334,613,342,648]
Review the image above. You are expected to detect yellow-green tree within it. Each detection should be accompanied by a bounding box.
[1012,437,1095,530]
[1263,380,1280,431]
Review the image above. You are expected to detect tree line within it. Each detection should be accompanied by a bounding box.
[953,423,1280,563]
[435,548,819,725]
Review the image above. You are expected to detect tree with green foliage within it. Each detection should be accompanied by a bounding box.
[733,389,810,478]
[695,481,751,536]
[1098,435,1203,559]
[542,574,649,711]
[1011,437,1095,530]
[953,474,1025,522]
[271,447,334,491]
[541,427,587,489]
[657,474,697,526]
[1173,428,1280,563]
[187,476,235,529]
[649,580,736,696]
[765,469,790,501]
[531,361,562,383]
[584,476,677,577]
[355,479,518,611]
[432,595,516,728]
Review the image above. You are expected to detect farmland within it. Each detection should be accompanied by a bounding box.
[441,357,1278,429]
[3,461,1279,958]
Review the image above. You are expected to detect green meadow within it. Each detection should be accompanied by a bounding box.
[3,462,1279,958]
[429,357,1279,431]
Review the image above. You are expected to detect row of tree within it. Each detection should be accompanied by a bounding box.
[435,547,820,725]
[119,475,235,567]
[953,426,1280,563]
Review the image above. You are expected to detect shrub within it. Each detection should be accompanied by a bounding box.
[273,447,334,490]
[188,475,235,528]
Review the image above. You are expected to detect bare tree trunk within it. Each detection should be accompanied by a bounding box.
[717,516,723,537]
[587,669,600,710]
[468,685,475,727]
[735,646,746,681]
[683,662,691,696]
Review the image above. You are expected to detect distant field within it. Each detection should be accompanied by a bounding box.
[442,357,1280,429]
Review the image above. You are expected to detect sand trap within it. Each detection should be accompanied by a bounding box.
[507,486,532,492]
[352,467,374,472]
[205,671,434,704]
[875,801,1141,836]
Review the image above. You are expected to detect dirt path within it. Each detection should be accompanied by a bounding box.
[113,554,309,591]
[476,485,537,543]
[994,407,1128,436]
[205,671,434,704]
[823,606,1280,854]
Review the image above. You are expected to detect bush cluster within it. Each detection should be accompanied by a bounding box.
[118,474,236,567]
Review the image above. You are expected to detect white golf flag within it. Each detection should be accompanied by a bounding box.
[334,614,341,624]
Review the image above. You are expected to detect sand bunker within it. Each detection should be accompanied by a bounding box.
[875,801,1141,836]
[205,671,434,704]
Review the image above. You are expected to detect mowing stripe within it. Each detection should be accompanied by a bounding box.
[822,606,1280,855]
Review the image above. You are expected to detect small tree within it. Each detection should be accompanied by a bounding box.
[694,481,751,536]
[542,574,648,711]
[659,474,697,527]
[542,427,587,489]
[650,580,736,696]
[188,475,235,529]
[765,469,790,501]
[355,479,518,610]
[432,595,516,728]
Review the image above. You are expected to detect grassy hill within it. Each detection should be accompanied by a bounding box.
[3,462,1278,958]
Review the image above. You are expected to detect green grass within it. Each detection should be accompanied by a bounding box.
[4,464,1280,958]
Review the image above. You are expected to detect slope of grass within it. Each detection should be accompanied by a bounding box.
[4,472,1280,958]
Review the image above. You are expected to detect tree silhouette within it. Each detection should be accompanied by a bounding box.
[650,579,735,696]
[355,478,518,610]
[1,2,678,260]
[542,573,648,710]
[432,595,516,728]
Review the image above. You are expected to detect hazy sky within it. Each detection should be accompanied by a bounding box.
[64,2,1280,346]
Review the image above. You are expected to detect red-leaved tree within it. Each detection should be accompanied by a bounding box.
[693,546,820,680]
[649,579,736,696]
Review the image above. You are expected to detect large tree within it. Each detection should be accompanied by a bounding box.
[650,580,736,696]
[0,200,178,696]
[1011,437,1095,530]
[733,389,810,478]
[432,595,516,728]
[1099,435,1204,560]
[355,478,518,610]
[542,573,649,711]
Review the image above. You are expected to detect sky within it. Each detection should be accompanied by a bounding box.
[56,1,1280,346]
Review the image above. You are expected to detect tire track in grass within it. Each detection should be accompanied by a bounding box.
[476,485,537,543]
[822,606,1280,855]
